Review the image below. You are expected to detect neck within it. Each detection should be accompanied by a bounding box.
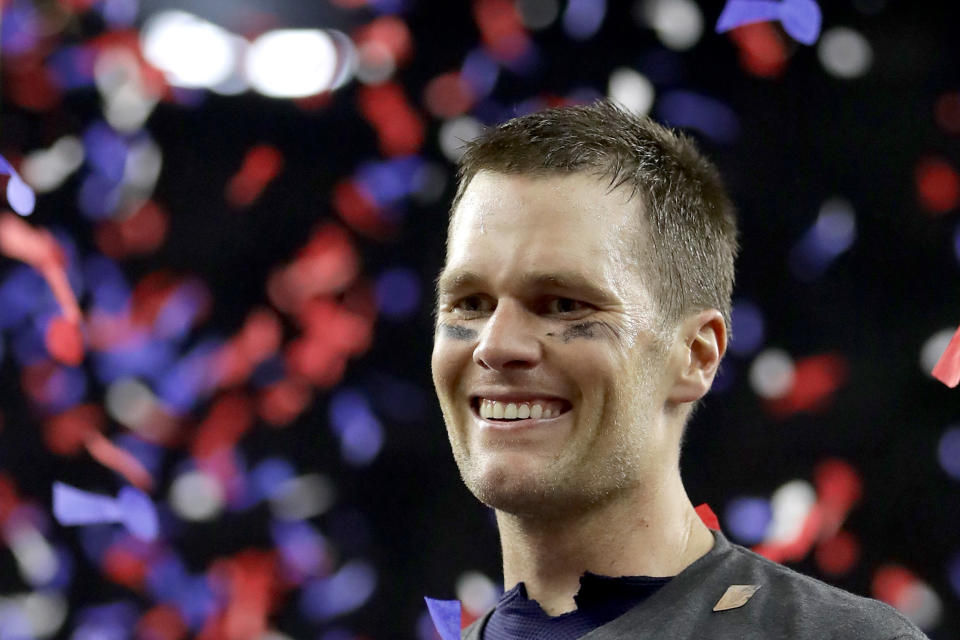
[496,471,714,616]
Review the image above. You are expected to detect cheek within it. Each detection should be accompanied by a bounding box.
[431,337,471,394]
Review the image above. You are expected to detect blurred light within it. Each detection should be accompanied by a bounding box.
[749,348,795,399]
[767,353,848,417]
[460,51,498,104]
[937,426,960,480]
[656,91,739,144]
[84,121,128,185]
[269,474,335,521]
[872,565,942,630]
[300,560,377,621]
[728,22,787,77]
[474,0,532,63]
[251,457,296,502]
[358,83,425,156]
[123,136,163,198]
[562,0,606,40]
[271,521,330,579]
[766,479,816,544]
[915,157,960,215]
[1,2,40,55]
[141,10,238,89]
[247,30,340,98]
[5,520,59,586]
[168,470,224,521]
[789,197,856,281]
[439,116,483,162]
[729,299,765,356]
[723,496,771,545]
[710,360,735,393]
[516,0,559,30]
[934,91,960,135]
[101,0,139,27]
[95,48,159,132]
[355,41,397,84]
[815,530,860,576]
[329,389,384,466]
[0,592,68,639]
[226,145,283,207]
[817,27,872,79]
[354,156,423,207]
[456,571,499,616]
[424,72,475,118]
[22,136,85,193]
[921,329,955,378]
[608,67,654,116]
[375,267,421,319]
[412,162,448,205]
[948,551,960,599]
[639,0,703,50]
[105,378,157,431]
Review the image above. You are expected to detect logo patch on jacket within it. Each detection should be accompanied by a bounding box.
[713,584,762,611]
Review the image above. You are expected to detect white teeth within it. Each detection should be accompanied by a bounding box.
[478,398,564,421]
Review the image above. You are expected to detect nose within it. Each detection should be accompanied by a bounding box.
[473,300,542,371]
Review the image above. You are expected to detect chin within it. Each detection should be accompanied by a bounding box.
[460,454,594,519]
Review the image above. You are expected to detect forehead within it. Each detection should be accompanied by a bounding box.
[443,171,646,292]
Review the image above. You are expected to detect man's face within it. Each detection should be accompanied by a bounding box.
[432,170,683,518]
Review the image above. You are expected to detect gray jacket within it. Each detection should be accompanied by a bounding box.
[462,532,927,639]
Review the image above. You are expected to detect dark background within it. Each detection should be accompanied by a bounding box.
[0,0,959,638]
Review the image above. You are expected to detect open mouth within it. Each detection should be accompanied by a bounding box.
[471,396,572,422]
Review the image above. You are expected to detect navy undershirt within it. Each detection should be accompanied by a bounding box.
[481,573,672,640]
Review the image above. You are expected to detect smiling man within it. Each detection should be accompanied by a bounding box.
[430,101,926,639]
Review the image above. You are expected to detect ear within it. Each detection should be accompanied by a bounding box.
[667,308,727,405]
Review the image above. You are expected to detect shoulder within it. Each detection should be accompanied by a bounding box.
[714,541,927,639]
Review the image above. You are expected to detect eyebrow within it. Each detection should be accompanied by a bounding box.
[435,269,617,304]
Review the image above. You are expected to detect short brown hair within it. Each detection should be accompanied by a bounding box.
[450,99,739,332]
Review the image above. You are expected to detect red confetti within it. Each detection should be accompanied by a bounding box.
[225,144,284,207]
[45,316,85,366]
[332,179,396,240]
[353,16,414,67]
[729,23,788,78]
[136,605,188,640]
[931,323,960,387]
[191,392,255,460]
[258,377,313,427]
[84,431,154,491]
[695,503,720,530]
[871,564,917,608]
[0,213,81,323]
[424,72,475,118]
[43,404,103,456]
[267,224,360,311]
[357,83,425,156]
[766,353,848,418]
[814,530,860,576]
[102,542,149,589]
[915,156,960,214]
[94,200,169,258]
[473,0,531,62]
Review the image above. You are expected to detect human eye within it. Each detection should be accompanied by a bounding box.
[451,295,494,317]
[545,297,590,316]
